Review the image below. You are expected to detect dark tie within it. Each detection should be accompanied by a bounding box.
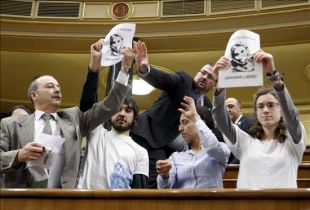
[41,114,53,135]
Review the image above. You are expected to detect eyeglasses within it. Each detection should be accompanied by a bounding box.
[199,70,216,81]
[256,102,279,111]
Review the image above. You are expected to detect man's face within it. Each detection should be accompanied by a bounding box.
[225,98,242,122]
[111,103,134,132]
[32,76,62,110]
[194,64,217,92]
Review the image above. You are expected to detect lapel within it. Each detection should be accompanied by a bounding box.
[237,116,244,128]
[17,114,35,147]
[57,111,77,141]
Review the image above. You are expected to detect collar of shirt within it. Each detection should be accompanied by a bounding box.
[187,144,205,155]
[234,114,243,125]
[35,110,58,121]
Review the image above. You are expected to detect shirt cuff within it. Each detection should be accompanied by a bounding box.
[137,65,151,77]
[116,70,130,86]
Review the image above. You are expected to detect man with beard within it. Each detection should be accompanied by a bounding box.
[77,96,149,189]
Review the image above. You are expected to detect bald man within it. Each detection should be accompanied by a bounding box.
[225,98,253,133]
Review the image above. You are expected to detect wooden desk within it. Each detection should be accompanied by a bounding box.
[1,189,310,210]
[303,150,310,161]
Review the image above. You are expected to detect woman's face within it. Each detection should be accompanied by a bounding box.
[179,114,198,143]
[256,93,282,129]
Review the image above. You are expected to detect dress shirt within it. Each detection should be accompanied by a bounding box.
[234,114,243,125]
[157,120,230,189]
[34,110,60,138]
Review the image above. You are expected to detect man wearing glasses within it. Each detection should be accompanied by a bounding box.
[130,41,220,188]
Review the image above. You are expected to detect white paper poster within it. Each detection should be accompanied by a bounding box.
[27,133,65,181]
[218,29,263,88]
[101,23,136,67]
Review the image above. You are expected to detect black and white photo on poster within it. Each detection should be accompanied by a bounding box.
[101,23,136,66]
[218,29,263,88]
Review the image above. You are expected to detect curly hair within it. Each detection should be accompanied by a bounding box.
[248,88,287,143]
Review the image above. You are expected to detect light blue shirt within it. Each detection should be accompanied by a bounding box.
[157,120,230,189]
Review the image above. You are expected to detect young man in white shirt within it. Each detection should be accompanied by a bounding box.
[77,41,149,189]
[77,96,149,189]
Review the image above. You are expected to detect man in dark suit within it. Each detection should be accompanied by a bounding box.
[0,41,131,188]
[225,98,253,133]
[225,97,254,163]
[131,41,218,188]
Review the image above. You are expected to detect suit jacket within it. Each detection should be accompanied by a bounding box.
[0,82,130,188]
[236,115,254,134]
[131,66,212,149]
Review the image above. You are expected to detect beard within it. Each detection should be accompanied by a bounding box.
[111,121,131,132]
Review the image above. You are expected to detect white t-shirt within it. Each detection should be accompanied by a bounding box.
[224,123,307,189]
[77,126,149,189]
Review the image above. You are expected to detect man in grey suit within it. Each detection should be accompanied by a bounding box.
[0,40,131,188]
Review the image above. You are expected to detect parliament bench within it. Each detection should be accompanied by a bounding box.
[1,188,310,210]
[223,163,310,179]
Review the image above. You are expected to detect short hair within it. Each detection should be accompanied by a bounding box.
[123,95,139,120]
[9,105,32,116]
[27,76,40,104]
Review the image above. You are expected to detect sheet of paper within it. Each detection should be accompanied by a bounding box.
[218,29,263,88]
[101,23,136,67]
[27,133,65,181]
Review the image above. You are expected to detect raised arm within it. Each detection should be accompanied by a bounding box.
[179,96,230,163]
[79,44,135,136]
[134,41,184,91]
[80,39,102,112]
[212,57,238,144]
[80,40,134,112]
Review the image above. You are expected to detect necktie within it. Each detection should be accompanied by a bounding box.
[41,114,53,135]
[197,95,203,107]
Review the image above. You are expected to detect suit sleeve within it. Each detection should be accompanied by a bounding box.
[0,119,21,173]
[79,68,99,112]
[79,81,130,137]
[141,66,184,92]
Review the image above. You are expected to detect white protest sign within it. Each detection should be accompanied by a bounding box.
[101,23,136,67]
[218,29,263,88]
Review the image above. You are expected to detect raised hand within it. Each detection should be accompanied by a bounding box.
[121,48,135,72]
[178,96,200,122]
[16,142,44,162]
[156,159,172,179]
[212,56,230,78]
[253,50,275,74]
[89,38,104,71]
[133,41,149,74]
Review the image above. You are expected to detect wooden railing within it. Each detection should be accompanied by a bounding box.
[223,163,310,179]
[223,163,310,188]
[303,145,310,161]
[1,189,310,210]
